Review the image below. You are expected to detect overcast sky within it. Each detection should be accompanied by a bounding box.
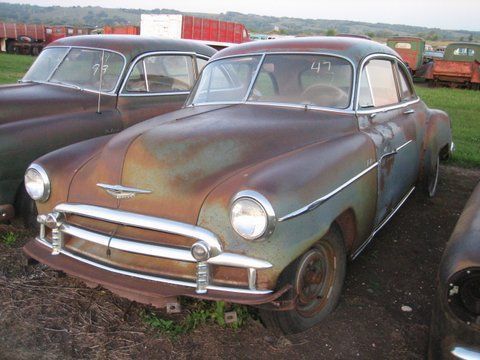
[5,0,479,31]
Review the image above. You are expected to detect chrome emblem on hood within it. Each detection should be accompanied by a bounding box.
[97,183,152,199]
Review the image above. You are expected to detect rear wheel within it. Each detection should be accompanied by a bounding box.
[259,225,346,334]
[425,154,440,198]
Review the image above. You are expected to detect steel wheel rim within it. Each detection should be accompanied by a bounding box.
[294,243,336,317]
[428,155,440,197]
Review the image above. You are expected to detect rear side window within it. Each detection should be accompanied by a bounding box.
[359,59,399,108]
[125,55,195,93]
[396,64,414,101]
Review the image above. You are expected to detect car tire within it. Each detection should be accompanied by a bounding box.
[425,154,440,198]
[259,225,346,335]
[16,186,39,230]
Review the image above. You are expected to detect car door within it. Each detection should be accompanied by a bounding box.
[356,57,423,226]
[116,53,209,128]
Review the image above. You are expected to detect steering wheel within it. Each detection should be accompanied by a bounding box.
[301,84,348,108]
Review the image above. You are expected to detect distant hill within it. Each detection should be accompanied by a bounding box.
[0,2,478,42]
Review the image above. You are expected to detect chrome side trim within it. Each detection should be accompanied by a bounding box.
[54,203,222,255]
[34,236,272,296]
[59,223,271,269]
[278,162,379,222]
[351,186,415,260]
[451,346,480,360]
[379,140,413,162]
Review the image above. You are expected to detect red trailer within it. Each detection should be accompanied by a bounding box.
[141,14,250,49]
[0,22,46,54]
[1,22,92,55]
[103,25,140,35]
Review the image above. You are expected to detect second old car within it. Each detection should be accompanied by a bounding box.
[0,35,215,226]
[24,37,453,334]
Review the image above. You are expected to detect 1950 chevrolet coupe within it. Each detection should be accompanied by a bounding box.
[0,35,215,226]
[24,37,453,334]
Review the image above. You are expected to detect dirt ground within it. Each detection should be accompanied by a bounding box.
[0,165,479,360]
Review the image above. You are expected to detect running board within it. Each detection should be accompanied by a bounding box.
[350,186,415,260]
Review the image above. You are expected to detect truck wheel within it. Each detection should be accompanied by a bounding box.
[259,225,346,334]
[16,186,39,230]
[425,154,440,198]
[6,41,15,54]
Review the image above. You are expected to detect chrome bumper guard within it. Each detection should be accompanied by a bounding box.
[36,203,273,296]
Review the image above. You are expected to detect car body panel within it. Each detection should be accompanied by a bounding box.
[25,37,453,308]
[429,182,480,359]
[0,35,215,218]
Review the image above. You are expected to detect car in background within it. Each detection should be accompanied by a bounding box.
[429,182,480,359]
[387,36,425,74]
[24,37,453,334]
[0,35,215,226]
[425,42,480,89]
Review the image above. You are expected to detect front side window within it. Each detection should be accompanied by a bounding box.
[188,54,353,109]
[396,64,414,101]
[125,55,195,93]
[359,59,399,108]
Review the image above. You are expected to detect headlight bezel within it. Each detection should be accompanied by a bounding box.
[230,190,276,241]
[24,164,51,203]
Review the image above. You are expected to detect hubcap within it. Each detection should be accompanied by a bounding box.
[294,243,336,317]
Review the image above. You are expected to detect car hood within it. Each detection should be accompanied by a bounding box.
[67,104,357,224]
[0,82,99,125]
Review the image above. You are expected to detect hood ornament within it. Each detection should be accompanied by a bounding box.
[97,183,152,199]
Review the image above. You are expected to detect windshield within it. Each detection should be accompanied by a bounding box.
[23,47,125,92]
[188,54,353,109]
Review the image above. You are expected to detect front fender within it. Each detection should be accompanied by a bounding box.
[0,110,121,205]
[197,133,378,290]
[32,135,114,215]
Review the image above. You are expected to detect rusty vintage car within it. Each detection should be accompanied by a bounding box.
[24,37,453,334]
[0,35,215,226]
[429,182,480,359]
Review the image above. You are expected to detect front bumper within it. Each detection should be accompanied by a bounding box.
[26,203,285,306]
[24,239,288,306]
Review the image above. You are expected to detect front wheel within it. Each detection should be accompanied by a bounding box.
[259,225,346,334]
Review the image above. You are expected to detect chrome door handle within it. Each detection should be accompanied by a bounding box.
[403,109,415,115]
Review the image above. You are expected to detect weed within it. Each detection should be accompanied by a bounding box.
[1,231,17,247]
[143,300,252,338]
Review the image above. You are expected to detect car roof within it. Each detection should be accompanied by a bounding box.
[211,36,399,64]
[48,35,217,63]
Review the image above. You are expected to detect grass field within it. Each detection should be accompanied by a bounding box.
[0,53,478,167]
[416,86,480,168]
[0,53,36,84]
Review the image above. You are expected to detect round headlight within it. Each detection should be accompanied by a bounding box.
[24,165,50,202]
[230,191,276,240]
